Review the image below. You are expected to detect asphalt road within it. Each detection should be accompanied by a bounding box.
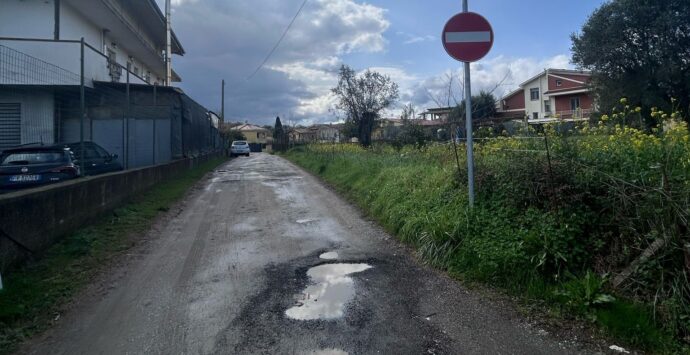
[22,153,597,355]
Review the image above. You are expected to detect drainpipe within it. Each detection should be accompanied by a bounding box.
[54,0,60,40]
[165,0,172,86]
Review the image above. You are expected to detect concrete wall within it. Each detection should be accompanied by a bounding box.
[0,0,55,39]
[0,152,223,274]
[60,1,102,49]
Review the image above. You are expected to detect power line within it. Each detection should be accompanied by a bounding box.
[247,0,308,80]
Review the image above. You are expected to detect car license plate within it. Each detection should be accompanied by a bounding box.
[9,174,40,182]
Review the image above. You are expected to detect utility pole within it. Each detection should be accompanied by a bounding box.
[165,0,172,86]
[462,0,475,206]
[80,37,85,174]
[221,79,225,122]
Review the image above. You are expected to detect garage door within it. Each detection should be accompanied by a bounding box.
[0,103,21,150]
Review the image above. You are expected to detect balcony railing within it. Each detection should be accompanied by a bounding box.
[554,108,592,120]
[0,37,148,87]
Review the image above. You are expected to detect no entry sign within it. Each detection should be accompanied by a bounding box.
[442,12,494,62]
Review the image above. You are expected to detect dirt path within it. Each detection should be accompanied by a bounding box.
[21,153,600,354]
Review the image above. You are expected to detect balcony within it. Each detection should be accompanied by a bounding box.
[554,108,592,120]
[0,38,148,87]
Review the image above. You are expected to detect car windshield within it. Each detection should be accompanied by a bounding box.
[1,151,67,166]
[233,141,247,146]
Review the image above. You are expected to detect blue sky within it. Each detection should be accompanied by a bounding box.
[350,0,605,75]
[162,0,606,124]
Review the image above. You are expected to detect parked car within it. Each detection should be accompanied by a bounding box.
[0,144,80,190]
[230,141,251,157]
[64,142,123,176]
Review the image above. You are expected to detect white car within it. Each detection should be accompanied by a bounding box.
[230,141,251,157]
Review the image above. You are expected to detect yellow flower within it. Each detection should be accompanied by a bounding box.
[620,98,628,105]
[635,107,642,113]
[671,97,677,103]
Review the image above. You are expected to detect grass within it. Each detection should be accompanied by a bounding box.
[283,144,687,354]
[0,156,226,354]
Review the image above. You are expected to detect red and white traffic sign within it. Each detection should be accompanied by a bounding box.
[442,12,494,62]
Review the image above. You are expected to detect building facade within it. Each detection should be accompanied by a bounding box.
[0,0,184,86]
[497,69,594,121]
[0,0,185,150]
[0,0,222,169]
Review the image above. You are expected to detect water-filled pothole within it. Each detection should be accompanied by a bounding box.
[296,218,317,224]
[319,252,338,260]
[302,349,348,355]
[286,263,372,320]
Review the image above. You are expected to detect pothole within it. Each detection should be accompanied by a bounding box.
[296,218,317,224]
[285,263,372,320]
[319,252,338,260]
[301,349,348,355]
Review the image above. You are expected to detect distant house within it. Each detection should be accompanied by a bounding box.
[372,118,403,141]
[232,124,270,144]
[373,117,449,141]
[420,107,453,121]
[289,128,316,143]
[496,69,594,122]
[311,124,342,143]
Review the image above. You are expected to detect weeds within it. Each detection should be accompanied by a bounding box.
[285,113,690,352]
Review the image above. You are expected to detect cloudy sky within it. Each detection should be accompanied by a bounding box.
[158,0,606,125]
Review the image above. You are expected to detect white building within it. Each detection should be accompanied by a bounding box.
[0,0,184,86]
[0,0,185,149]
[312,124,342,143]
[496,69,594,122]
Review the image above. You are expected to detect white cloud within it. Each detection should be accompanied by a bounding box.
[162,0,572,125]
[396,31,436,45]
[165,0,390,125]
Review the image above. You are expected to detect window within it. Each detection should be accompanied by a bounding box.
[533,112,539,119]
[1,151,66,165]
[107,49,121,82]
[556,79,562,87]
[544,100,551,114]
[570,97,581,111]
[530,88,539,101]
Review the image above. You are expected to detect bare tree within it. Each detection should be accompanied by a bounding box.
[401,102,416,121]
[332,65,399,147]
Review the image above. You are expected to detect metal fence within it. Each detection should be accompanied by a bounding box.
[0,38,224,171]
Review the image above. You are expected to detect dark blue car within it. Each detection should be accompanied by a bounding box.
[64,142,123,176]
[0,145,80,190]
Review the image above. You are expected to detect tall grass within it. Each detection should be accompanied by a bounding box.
[285,117,690,353]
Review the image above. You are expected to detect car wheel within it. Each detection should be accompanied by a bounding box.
[246,153,250,157]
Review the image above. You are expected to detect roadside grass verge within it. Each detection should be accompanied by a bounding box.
[0,157,226,354]
[283,127,689,354]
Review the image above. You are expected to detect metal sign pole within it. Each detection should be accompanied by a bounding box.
[462,0,475,206]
